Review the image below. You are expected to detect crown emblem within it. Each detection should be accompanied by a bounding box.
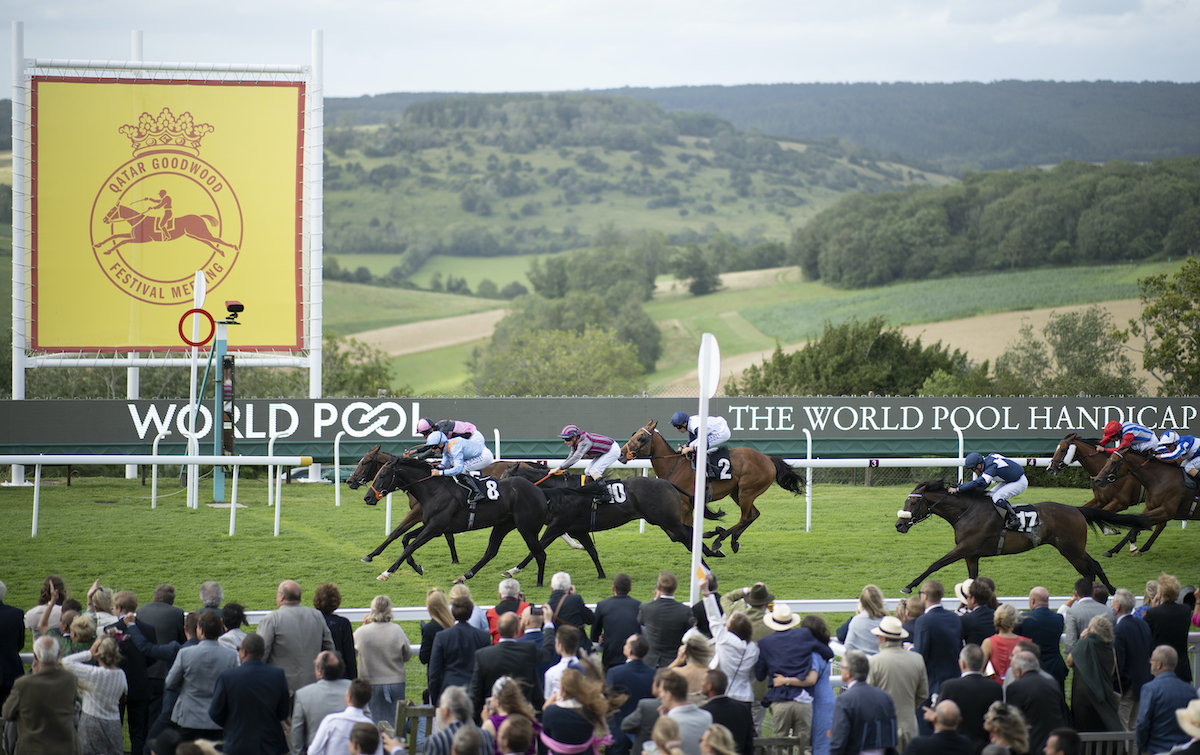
[118,108,214,157]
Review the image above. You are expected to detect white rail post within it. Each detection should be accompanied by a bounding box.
[803,428,813,533]
[386,492,393,535]
[956,428,965,484]
[334,431,346,507]
[640,467,647,534]
[151,431,169,508]
[267,434,278,507]
[10,22,27,488]
[494,429,501,460]
[274,467,283,538]
[229,464,240,536]
[31,462,41,536]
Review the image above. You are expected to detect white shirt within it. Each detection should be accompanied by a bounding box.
[308,706,384,755]
[544,655,575,702]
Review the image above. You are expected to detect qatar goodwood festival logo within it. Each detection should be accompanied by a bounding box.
[90,108,243,305]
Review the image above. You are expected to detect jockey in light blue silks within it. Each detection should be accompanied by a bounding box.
[1154,431,1200,480]
[670,410,732,470]
[424,430,495,503]
[555,425,620,481]
[950,452,1028,530]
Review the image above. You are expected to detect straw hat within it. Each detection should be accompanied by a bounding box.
[954,579,974,605]
[871,615,909,640]
[1176,699,1200,740]
[763,603,801,631]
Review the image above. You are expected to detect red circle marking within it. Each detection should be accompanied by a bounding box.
[178,309,216,347]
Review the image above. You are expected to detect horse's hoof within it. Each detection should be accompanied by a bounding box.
[453,575,467,585]
[1103,551,1114,558]
[361,555,374,563]
[501,567,521,578]
[561,534,585,551]
[900,586,913,595]
[1131,549,1143,557]
[731,539,740,554]
[412,564,424,576]
[711,548,726,558]
[376,572,391,581]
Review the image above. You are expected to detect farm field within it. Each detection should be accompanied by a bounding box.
[2,475,1191,656]
[387,338,488,395]
[323,280,504,336]
[330,250,569,292]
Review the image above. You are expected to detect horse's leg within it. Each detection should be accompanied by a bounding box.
[93,232,132,250]
[900,541,980,594]
[459,521,517,583]
[98,236,135,255]
[444,534,461,564]
[575,533,605,580]
[1060,543,1117,593]
[964,557,980,579]
[378,523,442,581]
[1131,521,1170,555]
[503,526,564,578]
[1103,526,1141,558]
[362,507,423,562]
[710,488,762,554]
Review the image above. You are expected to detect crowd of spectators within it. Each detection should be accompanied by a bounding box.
[0,569,1198,755]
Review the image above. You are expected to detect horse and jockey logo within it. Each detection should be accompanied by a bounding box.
[90,107,243,305]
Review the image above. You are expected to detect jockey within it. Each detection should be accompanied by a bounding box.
[416,417,485,444]
[555,425,620,481]
[424,430,495,504]
[1098,420,1159,453]
[670,410,732,467]
[1154,431,1200,480]
[949,452,1028,530]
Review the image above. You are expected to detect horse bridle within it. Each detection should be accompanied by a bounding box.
[623,430,689,480]
[899,490,952,527]
[1101,449,1139,484]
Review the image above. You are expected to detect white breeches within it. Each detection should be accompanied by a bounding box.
[585,445,621,478]
[464,448,495,473]
[989,476,1028,503]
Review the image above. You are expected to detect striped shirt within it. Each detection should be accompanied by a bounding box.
[63,651,127,720]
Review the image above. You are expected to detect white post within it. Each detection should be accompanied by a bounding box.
[267,434,277,507]
[10,22,27,487]
[274,469,283,537]
[385,492,393,535]
[187,271,206,509]
[803,428,813,533]
[956,428,965,484]
[494,428,501,460]
[229,464,240,536]
[306,30,324,403]
[689,333,720,605]
[124,29,143,481]
[334,430,346,506]
[31,463,41,536]
[639,467,646,534]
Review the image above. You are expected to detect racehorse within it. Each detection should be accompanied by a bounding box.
[1093,449,1200,557]
[621,420,804,555]
[363,456,549,585]
[346,447,585,571]
[895,480,1150,595]
[496,463,725,579]
[1047,433,1145,534]
[93,204,240,256]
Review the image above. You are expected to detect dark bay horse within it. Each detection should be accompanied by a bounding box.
[622,420,803,555]
[1047,433,1145,535]
[364,456,549,584]
[93,204,239,256]
[1094,449,1200,556]
[347,447,585,571]
[497,463,724,579]
[895,480,1150,594]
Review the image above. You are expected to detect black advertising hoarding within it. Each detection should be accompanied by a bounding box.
[0,397,1195,459]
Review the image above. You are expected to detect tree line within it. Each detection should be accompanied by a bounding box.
[790,158,1200,289]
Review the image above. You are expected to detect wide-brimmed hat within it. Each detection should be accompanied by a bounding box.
[763,603,801,631]
[746,584,774,607]
[954,579,974,605]
[1177,699,1200,739]
[871,615,909,640]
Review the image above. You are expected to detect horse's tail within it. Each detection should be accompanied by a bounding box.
[667,480,725,520]
[772,456,804,495]
[200,214,219,226]
[1079,506,1151,534]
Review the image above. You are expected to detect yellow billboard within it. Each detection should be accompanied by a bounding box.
[32,80,305,351]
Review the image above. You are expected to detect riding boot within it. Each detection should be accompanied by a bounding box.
[458,474,485,504]
[1001,501,1019,530]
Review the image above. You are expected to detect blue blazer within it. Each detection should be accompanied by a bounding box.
[591,595,643,670]
[1016,606,1067,683]
[209,658,291,755]
[913,606,962,696]
[830,682,898,755]
[1113,614,1153,698]
[429,621,491,704]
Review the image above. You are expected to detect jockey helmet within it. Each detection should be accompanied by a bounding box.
[1159,430,1180,447]
[425,431,448,447]
[964,452,985,468]
[1104,420,1123,438]
[670,411,690,428]
[416,417,434,435]
[559,424,581,439]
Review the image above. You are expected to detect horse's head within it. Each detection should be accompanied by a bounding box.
[101,205,125,225]
[346,445,385,490]
[897,480,956,533]
[1047,433,1079,477]
[1093,448,1141,488]
[364,456,428,504]
[623,425,655,461]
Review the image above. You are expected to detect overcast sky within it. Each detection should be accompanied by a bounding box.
[3,0,1197,98]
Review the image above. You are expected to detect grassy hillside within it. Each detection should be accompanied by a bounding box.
[323,281,504,336]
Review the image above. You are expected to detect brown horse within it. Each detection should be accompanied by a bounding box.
[895,480,1150,594]
[1047,433,1144,534]
[621,420,804,555]
[93,203,239,256]
[1093,449,1200,556]
[346,446,584,572]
